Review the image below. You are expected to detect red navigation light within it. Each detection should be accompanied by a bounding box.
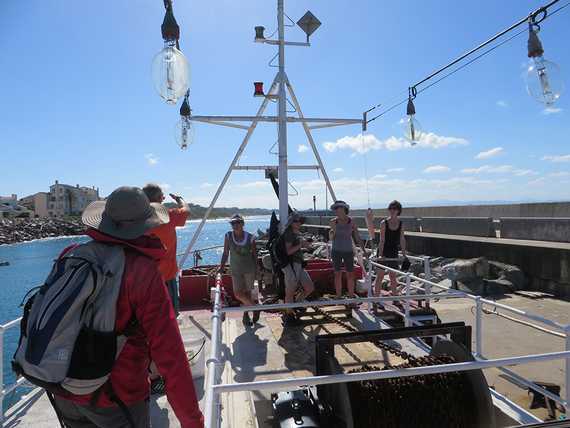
[253,82,265,97]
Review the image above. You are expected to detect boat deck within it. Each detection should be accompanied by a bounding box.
[6,292,567,427]
[4,304,424,428]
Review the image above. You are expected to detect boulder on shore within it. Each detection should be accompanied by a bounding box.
[0,218,85,245]
[442,257,489,282]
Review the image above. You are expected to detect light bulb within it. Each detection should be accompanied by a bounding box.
[525,56,564,106]
[152,40,190,105]
[401,115,422,144]
[175,117,194,150]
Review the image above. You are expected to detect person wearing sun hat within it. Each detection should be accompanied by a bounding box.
[219,213,259,326]
[53,187,204,428]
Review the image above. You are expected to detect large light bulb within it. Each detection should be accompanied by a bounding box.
[525,56,564,106]
[175,117,194,150]
[401,115,422,144]
[152,40,190,105]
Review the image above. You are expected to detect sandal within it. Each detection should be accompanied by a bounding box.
[150,377,166,395]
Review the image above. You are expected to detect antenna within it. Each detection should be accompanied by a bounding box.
[178,0,364,269]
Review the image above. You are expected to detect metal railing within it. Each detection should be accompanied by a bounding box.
[204,254,570,428]
[1,251,569,426]
[0,317,22,424]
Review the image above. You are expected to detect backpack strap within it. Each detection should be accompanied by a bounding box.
[105,382,135,428]
[46,391,67,428]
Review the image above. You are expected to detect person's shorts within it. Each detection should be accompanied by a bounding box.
[377,252,399,270]
[232,272,255,293]
[331,250,354,272]
[282,262,313,292]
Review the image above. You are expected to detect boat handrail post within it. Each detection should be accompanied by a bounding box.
[404,273,411,327]
[475,296,483,358]
[565,324,570,406]
[205,274,224,428]
[0,325,4,424]
[422,256,432,309]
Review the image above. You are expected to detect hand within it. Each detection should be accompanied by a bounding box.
[169,193,183,204]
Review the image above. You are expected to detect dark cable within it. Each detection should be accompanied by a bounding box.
[366,0,570,124]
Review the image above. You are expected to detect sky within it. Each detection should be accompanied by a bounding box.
[1,0,570,210]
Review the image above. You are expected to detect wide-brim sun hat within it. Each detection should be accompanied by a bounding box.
[330,200,350,211]
[229,213,245,224]
[82,186,169,240]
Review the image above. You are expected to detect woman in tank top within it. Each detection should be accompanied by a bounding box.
[329,200,365,302]
[374,200,408,297]
[219,214,259,326]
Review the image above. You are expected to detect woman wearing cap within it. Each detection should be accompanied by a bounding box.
[219,214,259,326]
[329,201,365,303]
[374,200,408,297]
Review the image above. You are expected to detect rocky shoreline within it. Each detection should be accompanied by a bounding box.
[0,218,86,245]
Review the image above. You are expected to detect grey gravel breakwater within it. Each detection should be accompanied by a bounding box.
[0,218,85,245]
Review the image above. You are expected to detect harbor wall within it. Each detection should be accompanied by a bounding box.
[350,201,570,218]
[301,222,570,298]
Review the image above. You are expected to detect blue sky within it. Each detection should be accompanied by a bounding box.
[1,0,569,210]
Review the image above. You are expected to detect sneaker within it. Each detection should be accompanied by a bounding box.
[252,310,260,324]
[150,377,166,395]
[242,311,252,326]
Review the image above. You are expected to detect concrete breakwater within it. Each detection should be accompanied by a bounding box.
[0,218,85,245]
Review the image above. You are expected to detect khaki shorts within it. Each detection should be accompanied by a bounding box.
[282,262,313,292]
[232,272,255,293]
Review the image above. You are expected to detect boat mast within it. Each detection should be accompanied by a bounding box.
[277,0,289,229]
[176,0,363,269]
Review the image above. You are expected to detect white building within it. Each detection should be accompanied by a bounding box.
[46,181,100,217]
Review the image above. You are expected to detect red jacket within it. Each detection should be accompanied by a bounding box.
[56,229,204,428]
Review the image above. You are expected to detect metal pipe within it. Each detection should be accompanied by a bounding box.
[213,350,570,394]
[221,292,463,313]
[404,274,411,327]
[475,296,483,358]
[566,326,570,404]
[204,275,223,428]
[233,165,319,170]
[0,327,4,425]
[482,308,566,339]
[488,362,568,408]
[189,115,361,124]
[177,75,279,268]
[277,0,289,230]
[285,79,338,202]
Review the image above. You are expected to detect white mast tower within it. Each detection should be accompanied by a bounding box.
[178,0,363,268]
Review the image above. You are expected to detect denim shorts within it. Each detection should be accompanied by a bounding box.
[331,250,354,272]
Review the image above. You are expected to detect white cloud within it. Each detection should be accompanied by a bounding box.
[528,177,546,186]
[542,155,570,163]
[550,171,570,177]
[496,100,509,108]
[371,174,387,179]
[461,165,537,176]
[298,144,309,153]
[542,107,563,115]
[476,147,503,160]
[159,183,171,190]
[145,153,159,166]
[322,132,468,154]
[386,168,405,173]
[332,167,344,173]
[423,165,450,174]
[200,182,214,189]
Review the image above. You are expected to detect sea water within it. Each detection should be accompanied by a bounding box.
[0,216,270,410]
